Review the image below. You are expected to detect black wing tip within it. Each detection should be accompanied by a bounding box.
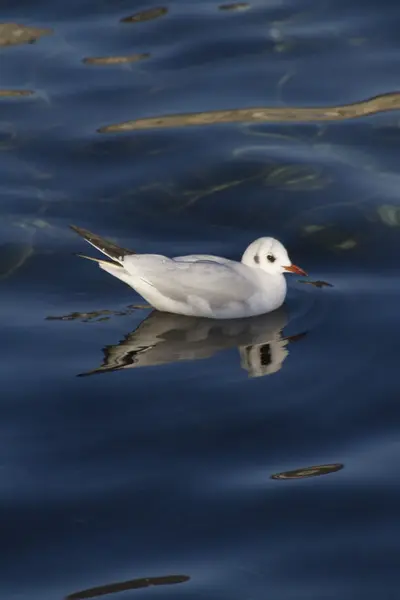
[70,224,135,258]
[70,224,96,240]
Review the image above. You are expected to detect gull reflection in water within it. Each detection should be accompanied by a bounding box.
[79,307,306,378]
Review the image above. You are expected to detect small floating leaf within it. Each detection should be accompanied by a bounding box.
[120,7,168,23]
[271,463,343,480]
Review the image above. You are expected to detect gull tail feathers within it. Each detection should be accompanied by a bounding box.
[70,225,134,263]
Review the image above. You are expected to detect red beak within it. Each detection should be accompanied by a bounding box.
[283,264,308,277]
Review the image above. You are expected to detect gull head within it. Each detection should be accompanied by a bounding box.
[241,237,307,277]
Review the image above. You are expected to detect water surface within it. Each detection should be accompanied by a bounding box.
[1,0,400,598]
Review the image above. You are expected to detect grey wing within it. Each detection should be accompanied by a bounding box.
[173,254,234,265]
[123,255,255,308]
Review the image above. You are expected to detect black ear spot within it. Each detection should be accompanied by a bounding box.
[254,254,260,264]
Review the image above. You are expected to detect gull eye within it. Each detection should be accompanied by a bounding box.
[267,254,276,263]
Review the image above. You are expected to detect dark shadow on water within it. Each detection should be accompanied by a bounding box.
[75,307,307,378]
[298,279,333,288]
[271,463,344,480]
[66,574,190,600]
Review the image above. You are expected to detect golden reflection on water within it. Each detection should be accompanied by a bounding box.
[82,54,150,66]
[0,22,52,46]
[98,92,400,133]
[0,90,34,97]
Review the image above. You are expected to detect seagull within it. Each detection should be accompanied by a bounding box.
[70,225,307,319]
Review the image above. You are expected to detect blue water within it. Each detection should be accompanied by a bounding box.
[2,0,400,598]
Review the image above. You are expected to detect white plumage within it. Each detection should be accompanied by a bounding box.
[71,225,307,319]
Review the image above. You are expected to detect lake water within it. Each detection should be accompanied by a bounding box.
[2,0,400,598]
